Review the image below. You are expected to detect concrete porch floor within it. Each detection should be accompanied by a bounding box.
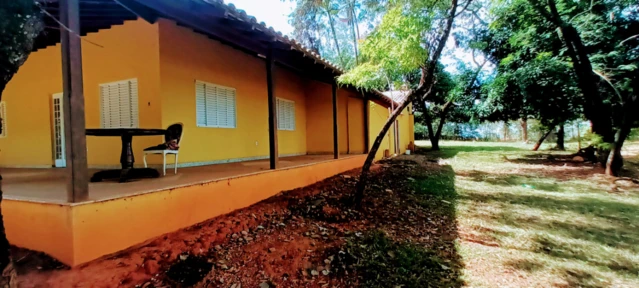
[1,154,361,204]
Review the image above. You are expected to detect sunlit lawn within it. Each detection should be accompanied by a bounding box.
[415,140,639,287]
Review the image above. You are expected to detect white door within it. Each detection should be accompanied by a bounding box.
[52,93,66,167]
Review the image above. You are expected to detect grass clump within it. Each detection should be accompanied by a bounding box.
[342,231,462,288]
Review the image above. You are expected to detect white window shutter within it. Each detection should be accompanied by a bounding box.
[195,82,206,126]
[100,79,139,128]
[194,81,237,128]
[276,98,295,131]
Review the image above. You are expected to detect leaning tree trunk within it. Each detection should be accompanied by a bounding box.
[520,119,528,142]
[532,129,554,151]
[353,96,413,204]
[556,125,565,150]
[352,0,458,206]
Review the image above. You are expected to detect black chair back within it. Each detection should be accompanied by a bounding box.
[165,123,183,146]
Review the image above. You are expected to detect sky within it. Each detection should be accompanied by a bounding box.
[226,0,295,36]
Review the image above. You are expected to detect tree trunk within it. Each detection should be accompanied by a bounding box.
[532,129,553,151]
[352,0,458,206]
[556,124,565,150]
[431,101,452,151]
[530,0,614,143]
[605,127,630,176]
[419,101,438,150]
[353,96,412,204]
[349,2,359,65]
[502,122,509,141]
[325,5,345,68]
[520,119,528,142]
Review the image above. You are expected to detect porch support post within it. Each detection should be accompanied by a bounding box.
[363,95,370,153]
[332,82,339,159]
[266,47,279,169]
[60,0,89,203]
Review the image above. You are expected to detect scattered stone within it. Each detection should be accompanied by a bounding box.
[268,247,276,253]
[311,269,320,276]
[572,156,585,162]
[179,254,188,261]
[259,282,270,288]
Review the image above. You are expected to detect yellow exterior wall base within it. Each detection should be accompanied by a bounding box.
[2,155,366,266]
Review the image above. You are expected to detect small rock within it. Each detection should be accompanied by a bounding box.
[214,245,222,251]
[322,270,330,275]
[241,231,248,236]
[259,282,270,288]
[311,269,320,276]
[572,156,585,162]
[179,254,188,261]
[268,247,276,253]
[385,189,393,194]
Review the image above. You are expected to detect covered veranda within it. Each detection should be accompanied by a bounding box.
[0,0,397,267]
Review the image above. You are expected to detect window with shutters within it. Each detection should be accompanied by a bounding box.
[195,80,237,128]
[99,79,139,128]
[0,101,6,138]
[276,98,295,131]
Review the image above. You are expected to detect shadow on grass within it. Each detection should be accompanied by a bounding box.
[346,160,463,288]
[461,170,561,192]
[462,185,639,278]
[415,144,526,159]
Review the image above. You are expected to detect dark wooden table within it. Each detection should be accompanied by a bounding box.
[86,128,167,182]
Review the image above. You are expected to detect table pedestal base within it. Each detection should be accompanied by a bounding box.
[90,168,160,183]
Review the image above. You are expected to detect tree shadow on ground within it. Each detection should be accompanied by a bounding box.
[343,158,464,287]
[460,170,561,192]
[461,183,639,280]
[415,145,526,159]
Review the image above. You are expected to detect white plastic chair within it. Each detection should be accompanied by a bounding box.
[143,123,183,175]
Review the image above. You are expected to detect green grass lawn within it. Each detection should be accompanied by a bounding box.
[414,140,639,287]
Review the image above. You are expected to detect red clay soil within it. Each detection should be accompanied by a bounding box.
[14,157,460,287]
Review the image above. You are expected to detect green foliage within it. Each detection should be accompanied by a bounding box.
[338,1,438,90]
[345,231,460,288]
[0,0,42,87]
[289,0,389,70]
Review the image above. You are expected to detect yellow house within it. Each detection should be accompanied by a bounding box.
[0,0,414,266]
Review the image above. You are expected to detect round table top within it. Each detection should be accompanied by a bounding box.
[86,128,167,137]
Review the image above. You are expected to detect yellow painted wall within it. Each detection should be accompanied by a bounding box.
[369,102,392,160]
[368,102,414,158]
[275,69,307,156]
[347,96,365,154]
[0,19,162,168]
[396,103,412,154]
[158,20,309,164]
[3,200,74,265]
[305,81,333,154]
